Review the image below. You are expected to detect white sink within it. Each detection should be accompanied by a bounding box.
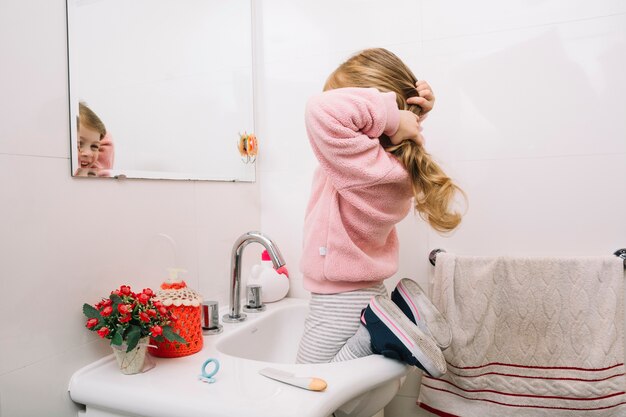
[215,300,308,362]
[69,297,408,417]
[215,299,407,417]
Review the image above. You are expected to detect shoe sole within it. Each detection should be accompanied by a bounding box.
[397,278,452,350]
[369,296,447,377]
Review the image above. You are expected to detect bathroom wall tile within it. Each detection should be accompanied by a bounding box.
[385,393,434,417]
[194,227,231,306]
[260,170,313,286]
[194,225,263,307]
[0,0,70,158]
[254,53,328,175]
[257,0,420,63]
[427,153,626,258]
[390,213,432,293]
[288,276,310,300]
[193,180,261,305]
[418,13,626,163]
[421,0,626,40]
[0,339,110,417]
[193,181,260,230]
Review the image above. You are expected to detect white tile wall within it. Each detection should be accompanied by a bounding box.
[0,0,69,158]
[258,0,421,63]
[428,153,626,258]
[419,13,626,162]
[421,0,626,41]
[1,0,624,416]
[0,340,111,417]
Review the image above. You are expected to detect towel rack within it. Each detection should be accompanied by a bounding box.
[429,248,626,268]
[617,248,626,268]
[428,248,446,266]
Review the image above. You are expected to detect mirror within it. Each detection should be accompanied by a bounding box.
[67,0,256,181]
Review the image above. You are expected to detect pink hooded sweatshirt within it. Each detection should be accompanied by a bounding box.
[300,87,413,294]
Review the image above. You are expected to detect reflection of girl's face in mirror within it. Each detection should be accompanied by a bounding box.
[78,122,101,168]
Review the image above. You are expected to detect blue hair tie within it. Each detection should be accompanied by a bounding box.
[198,358,220,383]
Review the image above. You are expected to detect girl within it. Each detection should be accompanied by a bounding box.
[296,48,464,377]
[76,102,115,175]
[77,102,105,170]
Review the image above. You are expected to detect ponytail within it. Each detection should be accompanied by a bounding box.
[387,140,463,232]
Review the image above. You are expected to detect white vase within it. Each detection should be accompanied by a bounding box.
[111,336,150,375]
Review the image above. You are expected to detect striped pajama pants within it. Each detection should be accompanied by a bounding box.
[296,283,388,364]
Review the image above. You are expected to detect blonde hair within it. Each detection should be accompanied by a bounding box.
[78,102,107,140]
[324,48,464,232]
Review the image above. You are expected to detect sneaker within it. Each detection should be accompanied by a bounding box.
[362,296,447,377]
[391,278,452,350]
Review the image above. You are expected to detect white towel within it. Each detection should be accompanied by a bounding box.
[418,254,626,417]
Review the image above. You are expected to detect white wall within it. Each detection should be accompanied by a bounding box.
[0,1,260,416]
[256,1,626,415]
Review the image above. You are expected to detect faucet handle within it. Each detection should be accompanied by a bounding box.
[243,284,266,313]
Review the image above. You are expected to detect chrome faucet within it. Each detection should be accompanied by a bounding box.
[223,231,286,323]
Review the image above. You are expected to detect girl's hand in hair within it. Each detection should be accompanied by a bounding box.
[407,80,435,116]
[390,110,424,146]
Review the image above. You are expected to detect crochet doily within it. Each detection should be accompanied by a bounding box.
[154,287,202,307]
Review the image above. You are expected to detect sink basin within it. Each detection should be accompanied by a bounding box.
[69,297,408,417]
[215,300,307,362]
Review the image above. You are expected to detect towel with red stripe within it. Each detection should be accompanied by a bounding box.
[419,254,626,417]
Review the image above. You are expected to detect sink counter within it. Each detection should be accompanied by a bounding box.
[69,297,408,417]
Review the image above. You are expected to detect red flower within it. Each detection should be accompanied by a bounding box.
[101,306,113,317]
[137,293,150,305]
[97,327,110,338]
[146,309,157,317]
[120,285,132,296]
[111,289,121,296]
[139,312,150,323]
[158,306,168,316]
[86,318,99,329]
[102,299,112,307]
[153,300,163,308]
[142,288,154,297]
[119,314,132,323]
[150,325,163,337]
[118,304,131,315]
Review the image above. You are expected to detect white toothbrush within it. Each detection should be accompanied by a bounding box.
[259,368,327,391]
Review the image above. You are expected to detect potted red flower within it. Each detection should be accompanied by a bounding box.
[83,285,186,374]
